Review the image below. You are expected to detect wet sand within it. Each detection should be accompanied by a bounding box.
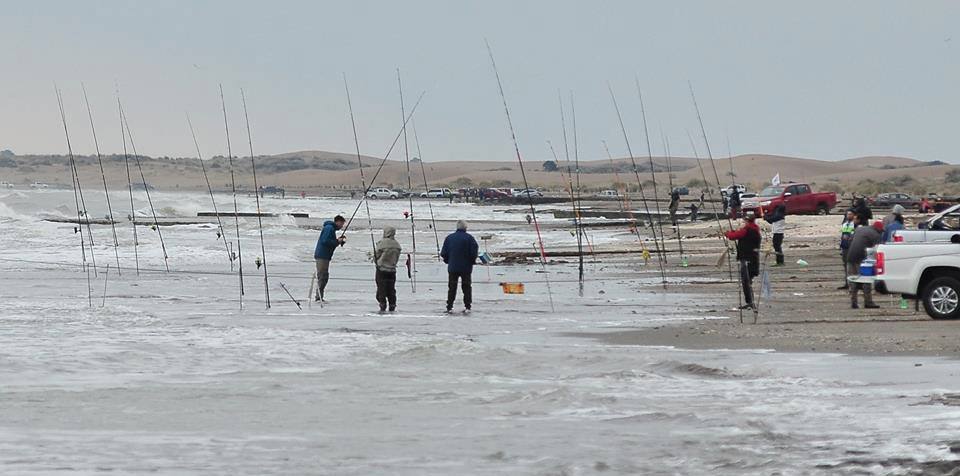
[566,215,960,358]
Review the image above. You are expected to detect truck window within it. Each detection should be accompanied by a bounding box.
[796,185,810,195]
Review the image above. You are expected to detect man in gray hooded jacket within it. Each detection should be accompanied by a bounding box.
[374,226,402,312]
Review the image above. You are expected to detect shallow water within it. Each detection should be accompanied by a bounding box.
[1,190,958,474]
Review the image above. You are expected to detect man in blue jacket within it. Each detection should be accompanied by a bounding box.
[440,220,479,313]
[314,215,346,302]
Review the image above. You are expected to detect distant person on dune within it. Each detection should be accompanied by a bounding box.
[441,220,479,314]
[373,226,402,313]
[314,215,346,302]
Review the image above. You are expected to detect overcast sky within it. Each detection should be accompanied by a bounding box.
[2,1,958,163]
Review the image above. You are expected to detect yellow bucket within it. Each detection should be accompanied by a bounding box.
[500,282,525,294]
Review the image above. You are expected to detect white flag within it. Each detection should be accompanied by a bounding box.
[771,173,781,186]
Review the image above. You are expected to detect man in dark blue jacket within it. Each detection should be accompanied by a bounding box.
[440,220,479,313]
[314,215,346,302]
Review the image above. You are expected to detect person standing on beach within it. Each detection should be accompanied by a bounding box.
[314,215,346,302]
[668,188,681,225]
[764,203,787,266]
[724,211,762,310]
[882,204,905,229]
[837,209,857,290]
[373,226,401,313]
[846,218,882,309]
[728,188,742,219]
[852,195,873,221]
[882,212,905,244]
[440,220,479,313]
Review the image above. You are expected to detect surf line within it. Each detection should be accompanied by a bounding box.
[240,89,271,309]
[411,121,442,261]
[688,81,745,323]
[81,83,122,275]
[118,94,170,272]
[485,39,555,312]
[397,68,418,293]
[186,113,233,269]
[54,85,94,307]
[607,82,668,289]
[219,84,244,308]
[342,74,378,256]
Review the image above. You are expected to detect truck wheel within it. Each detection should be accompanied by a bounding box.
[922,277,960,319]
[816,204,829,215]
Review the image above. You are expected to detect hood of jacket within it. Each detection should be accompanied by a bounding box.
[382,226,396,240]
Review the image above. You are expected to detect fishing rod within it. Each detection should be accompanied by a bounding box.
[411,121,442,260]
[485,39,554,311]
[118,100,169,272]
[116,89,139,276]
[636,83,669,266]
[601,140,651,257]
[548,139,597,264]
[219,84,244,306]
[568,94,599,271]
[661,132,684,264]
[397,69,417,294]
[607,83,668,287]
[558,92,584,295]
[55,86,93,307]
[81,83,122,274]
[58,89,98,275]
[685,130,732,250]
[688,82,744,322]
[342,74,377,255]
[240,89,271,309]
[340,91,426,236]
[186,113,233,267]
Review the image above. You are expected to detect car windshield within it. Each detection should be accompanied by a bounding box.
[760,186,784,197]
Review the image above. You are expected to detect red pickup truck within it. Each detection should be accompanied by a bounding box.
[742,183,838,215]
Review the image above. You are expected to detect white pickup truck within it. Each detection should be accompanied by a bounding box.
[873,239,960,319]
[892,204,960,243]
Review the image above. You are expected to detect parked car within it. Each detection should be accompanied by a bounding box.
[0,181,14,189]
[893,204,960,243]
[420,188,457,198]
[29,182,49,189]
[672,186,690,196]
[366,187,399,199]
[480,188,510,200]
[516,189,543,198]
[868,193,920,208]
[873,240,960,319]
[720,184,747,197]
[596,190,621,198]
[743,182,838,215]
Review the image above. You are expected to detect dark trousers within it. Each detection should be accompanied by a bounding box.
[772,233,784,265]
[739,259,757,306]
[376,270,397,311]
[840,249,849,287]
[447,271,472,310]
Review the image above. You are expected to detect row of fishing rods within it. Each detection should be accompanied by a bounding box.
[53,48,743,315]
[55,83,270,309]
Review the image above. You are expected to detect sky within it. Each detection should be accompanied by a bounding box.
[2,0,958,163]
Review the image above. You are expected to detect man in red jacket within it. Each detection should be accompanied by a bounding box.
[724,211,762,310]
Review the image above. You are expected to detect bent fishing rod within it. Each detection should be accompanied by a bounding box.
[486,38,555,311]
[636,81,669,265]
[342,74,378,255]
[81,83,122,274]
[186,113,233,266]
[55,85,94,307]
[241,89,271,309]
[339,90,427,237]
[607,82,668,288]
